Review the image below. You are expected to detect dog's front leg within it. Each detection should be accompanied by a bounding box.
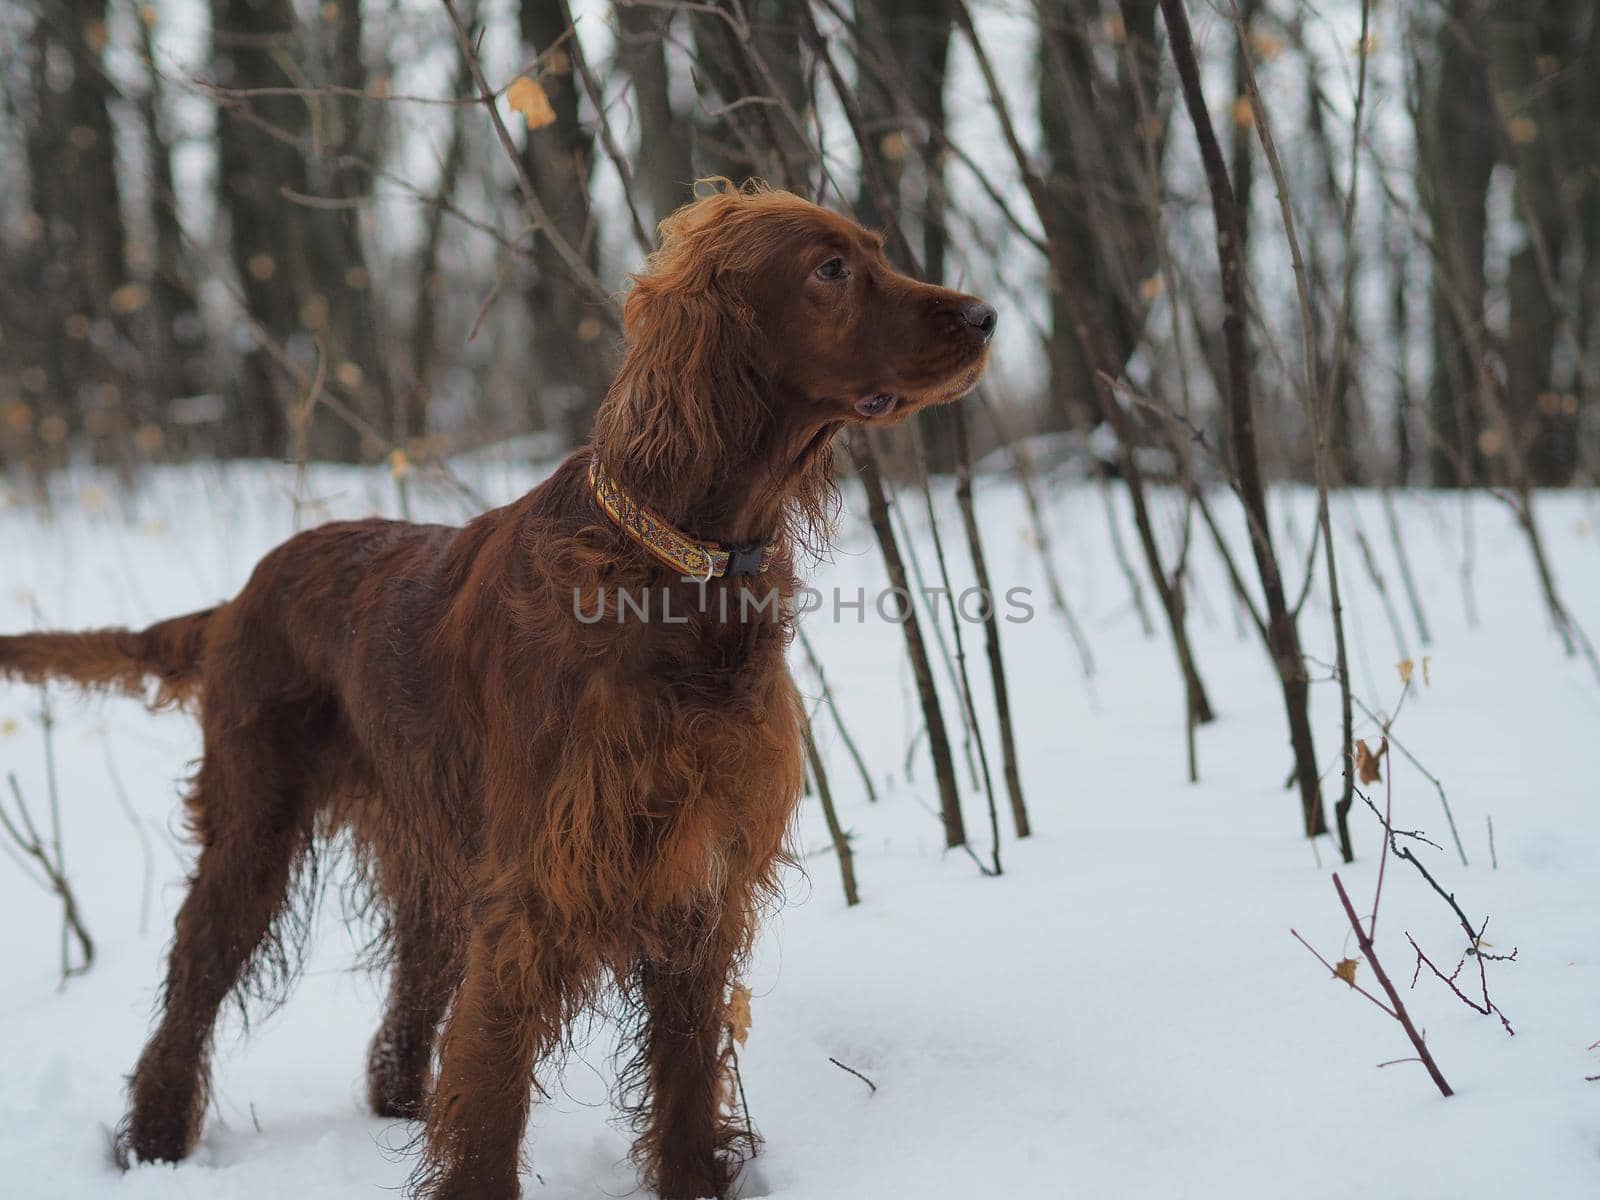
[410,897,571,1200]
[631,908,752,1200]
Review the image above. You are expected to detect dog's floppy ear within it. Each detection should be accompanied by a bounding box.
[594,188,768,500]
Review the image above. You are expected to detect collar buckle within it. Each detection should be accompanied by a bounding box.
[723,542,766,577]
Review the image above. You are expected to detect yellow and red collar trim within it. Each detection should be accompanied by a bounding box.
[589,456,775,581]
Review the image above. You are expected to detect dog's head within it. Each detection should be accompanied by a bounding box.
[595,182,995,538]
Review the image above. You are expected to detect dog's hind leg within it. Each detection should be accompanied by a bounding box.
[117,698,328,1166]
[368,893,456,1120]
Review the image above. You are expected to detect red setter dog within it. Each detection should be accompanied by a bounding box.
[0,183,994,1199]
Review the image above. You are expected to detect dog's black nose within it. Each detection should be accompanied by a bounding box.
[961,301,998,343]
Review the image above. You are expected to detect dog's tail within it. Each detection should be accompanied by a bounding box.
[0,608,216,708]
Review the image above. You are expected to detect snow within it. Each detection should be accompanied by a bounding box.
[2,462,1598,1198]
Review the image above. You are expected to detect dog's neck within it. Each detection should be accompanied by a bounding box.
[595,383,841,553]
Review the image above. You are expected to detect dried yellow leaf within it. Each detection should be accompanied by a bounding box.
[110,282,150,315]
[2,401,32,434]
[1249,31,1285,61]
[389,449,411,480]
[1231,96,1255,129]
[1333,958,1360,985]
[1354,738,1383,786]
[507,76,556,129]
[1422,656,1432,687]
[727,983,752,1047]
[1397,658,1414,685]
[1507,116,1538,145]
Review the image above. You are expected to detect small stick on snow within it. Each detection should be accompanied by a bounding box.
[828,1057,878,1096]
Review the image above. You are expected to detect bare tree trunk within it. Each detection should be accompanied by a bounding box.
[1418,0,1495,487]
[1036,0,1162,440]
[134,7,205,438]
[408,37,473,429]
[689,0,812,191]
[613,1,693,228]
[1158,0,1327,839]
[855,0,958,470]
[1385,205,1415,483]
[1493,0,1590,485]
[22,0,128,467]
[805,721,860,906]
[519,0,613,447]
[314,0,393,457]
[958,2,1215,737]
[210,0,389,460]
[849,434,967,850]
[952,407,1030,839]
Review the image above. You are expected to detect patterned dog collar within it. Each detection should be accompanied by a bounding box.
[588,456,775,581]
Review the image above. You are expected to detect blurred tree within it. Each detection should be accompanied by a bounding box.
[210,0,389,461]
[21,0,128,467]
[1037,0,1164,435]
[613,1,694,227]
[133,5,206,441]
[518,0,613,447]
[689,0,810,191]
[1492,0,1595,485]
[853,0,958,470]
[1418,0,1495,488]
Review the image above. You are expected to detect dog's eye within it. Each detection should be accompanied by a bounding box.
[815,258,849,281]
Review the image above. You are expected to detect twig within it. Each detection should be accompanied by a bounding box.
[911,424,1002,876]
[1353,526,1410,664]
[797,628,879,805]
[1157,0,1322,839]
[827,1056,878,1095]
[1332,873,1453,1097]
[1290,927,1395,1016]
[804,722,859,907]
[1406,928,1515,1036]
[1231,0,1359,863]
[847,434,967,853]
[1347,688,1468,866]
[952,407,1031,840]
[2,771,94,986]
[439,0,619,326]
[1381,490,1433,647]
[976,394,1097,686]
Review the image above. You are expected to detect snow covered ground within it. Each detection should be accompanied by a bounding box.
[1,460,1597,1198]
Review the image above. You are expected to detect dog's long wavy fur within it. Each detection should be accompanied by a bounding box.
[0,181,994,1200]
